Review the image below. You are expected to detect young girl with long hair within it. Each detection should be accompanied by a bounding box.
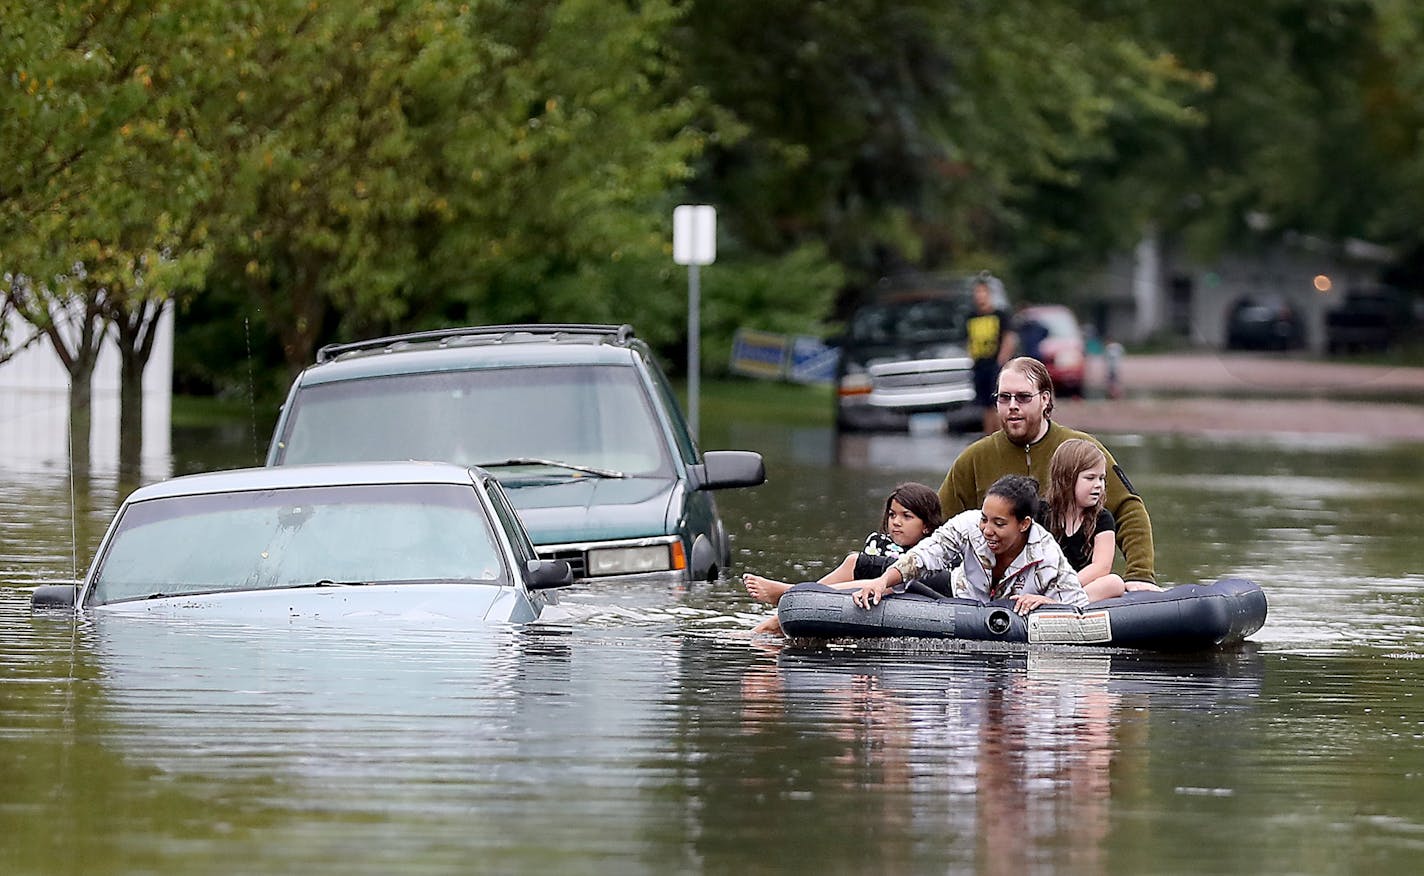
[744,482,943,634]
[1041,438,1161,602]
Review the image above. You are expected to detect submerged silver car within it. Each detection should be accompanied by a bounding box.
[31,461,572,622]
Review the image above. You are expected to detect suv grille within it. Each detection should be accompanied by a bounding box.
[866,356,975,410]
[870,357,973,385]
[539,547,587,580]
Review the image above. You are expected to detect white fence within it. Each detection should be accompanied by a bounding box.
[0,304,173,479]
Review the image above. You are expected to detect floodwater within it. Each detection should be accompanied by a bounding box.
[4,409,1424,874]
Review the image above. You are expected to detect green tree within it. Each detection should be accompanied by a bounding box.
[192,0,707,376]
[676,0,1204,309]
[0,0,222,467]
[1109,0,1382,256]
[1354,0,1424,288]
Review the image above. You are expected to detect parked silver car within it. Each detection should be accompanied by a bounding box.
[31,461,573,622]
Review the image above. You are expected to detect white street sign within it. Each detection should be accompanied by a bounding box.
[673,205,716,265]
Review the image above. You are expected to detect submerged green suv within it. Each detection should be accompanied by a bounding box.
[266,324,765,585]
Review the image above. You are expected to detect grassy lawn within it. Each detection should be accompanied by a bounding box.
[172,394,278,428]
[690,377,834,428]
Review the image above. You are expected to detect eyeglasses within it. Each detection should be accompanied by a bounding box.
[994,391,1043,406]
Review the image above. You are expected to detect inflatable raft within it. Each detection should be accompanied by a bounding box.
[776,577,1267,651]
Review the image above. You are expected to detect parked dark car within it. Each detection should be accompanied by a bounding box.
[1325,287,1413,354]
[834,289,976,432]
[1015,304,1086,396]
[1225,295,1306,351]
[264,324,765,585]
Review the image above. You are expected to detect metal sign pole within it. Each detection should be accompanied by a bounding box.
[688,262,700,439]
[673,204,715,443]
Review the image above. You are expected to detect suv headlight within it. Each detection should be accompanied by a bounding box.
[586,544,681,576]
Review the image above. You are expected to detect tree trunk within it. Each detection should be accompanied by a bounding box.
[117,347,143,478]
[68,367,94,477]
[35,296,107,479]
[12,279,111,475]
[254,260,328,377]
[113,298,160,479]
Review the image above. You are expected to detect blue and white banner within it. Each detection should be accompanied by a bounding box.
[730,329,837,384]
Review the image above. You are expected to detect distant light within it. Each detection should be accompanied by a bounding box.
[1313,274,1333,292]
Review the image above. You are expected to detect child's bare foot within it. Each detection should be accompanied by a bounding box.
[742,573,792,605]
[752,614,784,636]
[1124,580,1163,592]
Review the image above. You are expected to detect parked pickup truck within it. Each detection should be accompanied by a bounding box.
[834,289,976,432]
[1324,287,1413,354]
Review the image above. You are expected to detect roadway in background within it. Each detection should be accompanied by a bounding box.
[1054,352,1424,441]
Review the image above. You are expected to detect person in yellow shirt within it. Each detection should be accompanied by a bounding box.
[965,275,1018,434]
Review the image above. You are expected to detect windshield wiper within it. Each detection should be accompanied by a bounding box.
[476,457,626,478]
[140,581,364,598]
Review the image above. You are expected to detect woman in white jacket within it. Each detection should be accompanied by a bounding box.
[852,474,1088,615]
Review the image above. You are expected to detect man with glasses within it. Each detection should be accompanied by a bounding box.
[937,356,1158,587]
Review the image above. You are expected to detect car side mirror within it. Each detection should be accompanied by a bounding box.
[32,584,78,610]
[690,450,766,490]
[526,559,573,591]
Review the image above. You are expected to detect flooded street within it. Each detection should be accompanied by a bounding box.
[4,403,1424,874]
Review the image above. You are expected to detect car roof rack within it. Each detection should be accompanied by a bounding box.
[315,324,637,363]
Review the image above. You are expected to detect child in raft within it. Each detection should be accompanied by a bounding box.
[743,482,943,634]
[1039,438,1162,602]
[852,474,1089,615]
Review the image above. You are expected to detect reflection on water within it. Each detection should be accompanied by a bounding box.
[0,466,123,590]
[669,642,1273,874]
[4,417,1424,872]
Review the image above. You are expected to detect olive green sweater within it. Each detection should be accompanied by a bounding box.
[937,420,1157,584]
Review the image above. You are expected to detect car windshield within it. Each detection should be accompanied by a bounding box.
[275,364,673,478]
[89,484,507,605]
[848,298,968,346]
